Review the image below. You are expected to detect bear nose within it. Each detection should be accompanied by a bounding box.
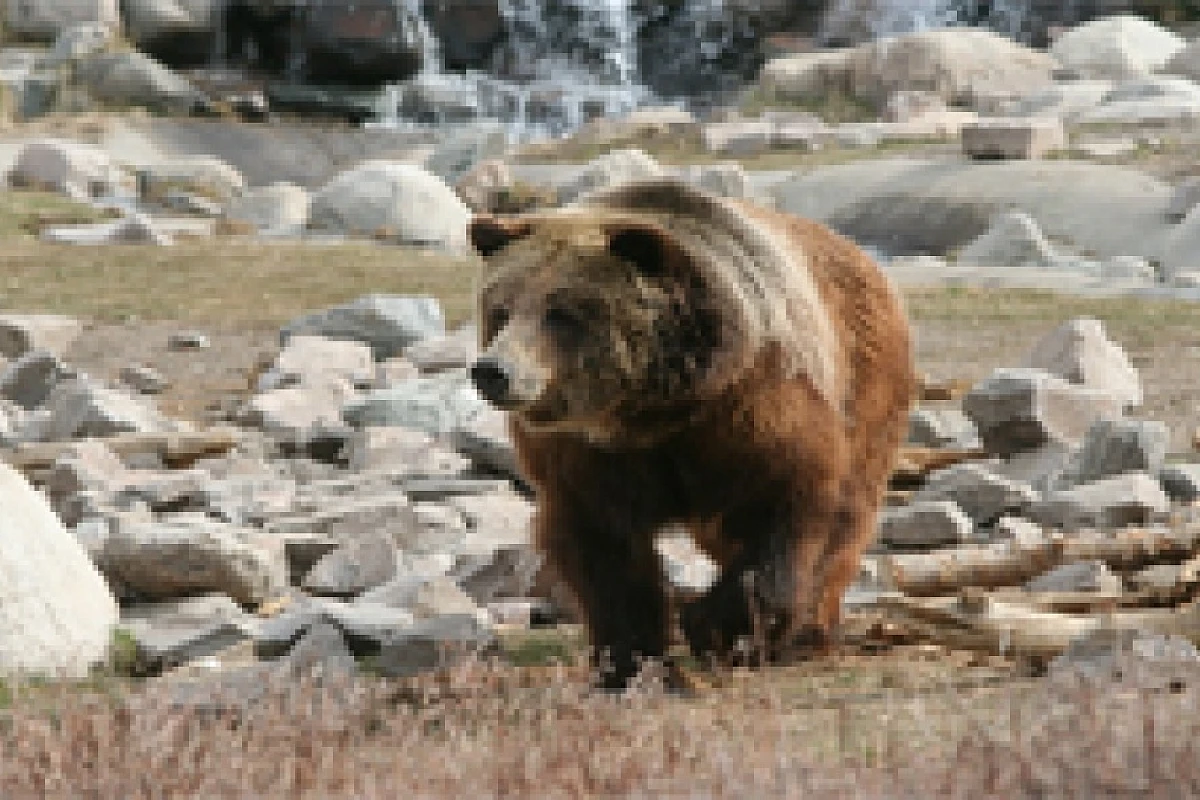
[471,357,515,407]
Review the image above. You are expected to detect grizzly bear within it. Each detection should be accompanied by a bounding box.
[468,179,915,688]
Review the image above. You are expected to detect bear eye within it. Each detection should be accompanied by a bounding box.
[544,303,582,336]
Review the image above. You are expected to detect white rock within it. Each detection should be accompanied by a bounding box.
[957,210,1069,268]
[3,0,119,41]
[1025,560,1122,594]
[557,148,663,205]
[258,335,374,393]
[224,182,310,233]
[38,376,177,441]
[0,461,117,678]
[282,294,445,361]
[1023,318,1142,410]
[140,156,245,205]
[310,161,470,251]
[1051,15,1184,81]
[0,314,81,359]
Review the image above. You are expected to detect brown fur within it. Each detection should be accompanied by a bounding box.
[469,180,916,688]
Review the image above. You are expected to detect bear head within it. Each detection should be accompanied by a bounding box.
[468,212,726,444]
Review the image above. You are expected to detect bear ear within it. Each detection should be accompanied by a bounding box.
[607,223,674,278]
[470,215,533,258]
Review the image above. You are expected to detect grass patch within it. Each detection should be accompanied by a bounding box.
[903,286,1200,350]
[0,239,481,327]
[0,189,118,238]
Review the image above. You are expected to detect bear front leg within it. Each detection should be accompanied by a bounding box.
[681,499,839,665]
[536,500,669,689]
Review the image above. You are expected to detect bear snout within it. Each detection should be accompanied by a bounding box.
[470,356,518,408]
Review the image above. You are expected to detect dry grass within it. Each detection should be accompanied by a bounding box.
[0,239,480,328]
[0,652,1197,798]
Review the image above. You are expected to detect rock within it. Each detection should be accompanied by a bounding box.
[273,620,358,678]
[4,0,119,42]
[167,330,209,350]
[400,477,511,502]
[1023,318,1142,410]
[41,213,174,246]
[451,545,543,605]
[876,500,973,549]
[450,405,518,479]
[139,156,245,206]
[0,351,69,409]
[701,121,774,156]
[1007,80,1113,120]
[370,613,494,678]
[1160,203,1200,282]
[423,125,509,186]
[37,376,177,441]
[121,0,220,66]
[846,29,1056,110]
[557,149,664,205]
[1167,177,1200,223]
[1049,628,1200,686]
[343,426,468,475]
[343,370,486,437]
[771,158,1171,263]
[1062,419,1169,487]
[48,21,115,63]
[456,158,514,212]
[446,492,534,552]
[962,369,1125,457]
[258,335,374,393]
[1159,463,1200,503]
[1078,76,1200,125]
[316,600,418,657]
[1050,15,1184,81]
[0,461,117,678]
[242,381,357,448]
[757,49,852,104]
[992,440,1079,494]
[77,49,206,115]
[10,138,131,197]
[0,314,81,358]
[310,162,470,251]
[119,364,168,395]
[1025,472,1171,531]
[119,594,256,673]
[199,475,297,527]
[1163,37,1200,84]
[223,182,310,234]
[687,162,755,200]
[301,535,397,598]
[403,325,478,374]
[270,496,443,555]
[907,407,980,449]
[1025,560,1122,594]
[911,463,1038,526]
[298,0,426,85]
[42,440,129,525]
[98,514,282,606]
[282,295,445,361]
[961,118,1066,160]
[1099,255,1154,281]
[956,209,1069,268]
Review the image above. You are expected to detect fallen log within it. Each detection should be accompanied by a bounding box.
[890,446,988,488]
[880,592,1200,662]
[879,525,1200,596]
[2,428,241,472]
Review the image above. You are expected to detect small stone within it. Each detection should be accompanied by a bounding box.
[1025,472,1171,531]
[877,501,973,549]
[168,331,210,350]
[119,364,168,395]
[1025,560,1122,593]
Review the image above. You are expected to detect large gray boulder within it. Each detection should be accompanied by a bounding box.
[770,158,1172,261]
[956,210,1071,269]
[0,461,118,678]
[1050,15,1183,81]
[310,162,470,251]
[557,149,664,205]
[846,29,1056,110]
[77,49,206,115]
[343,370,487,437]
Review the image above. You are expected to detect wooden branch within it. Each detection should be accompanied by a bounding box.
[2,428,241,472]
[879,525,1200,596]
[880,592,1200,661]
